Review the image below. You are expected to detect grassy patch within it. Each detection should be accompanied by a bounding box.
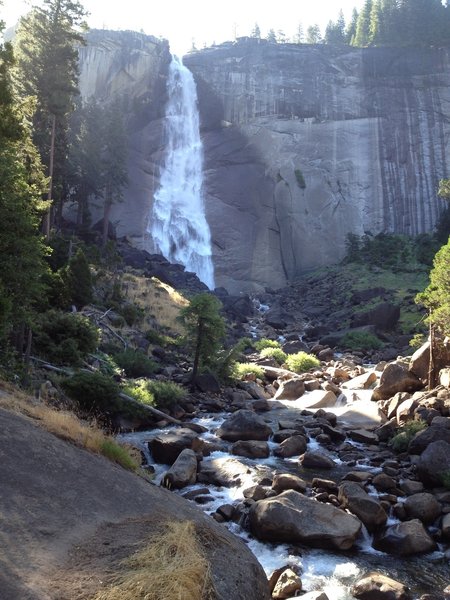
[285,351,320,373]
[99,438,139,471]
[260,347,287,364]
[122,379,155,406]
[254,338,281,352]
[341,331,383,351]
[93,520,214,600]
[231,362,265,380]
[389,420,427,453]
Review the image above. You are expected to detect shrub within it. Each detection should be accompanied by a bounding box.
[341,331,383,351]
[254,338,281,352]
[231,362,265,380]
[122,379,155,406]
[285,351,320,373]
[213,337,254,382]
[33,310,99,366]
[64,248,93,309]
[146,380,186,409]
[409,333,426,349]
[145,329,175,346]
[389,420,427,453]
[61,371,121,414]
[117,303,144,326]
[260,347,287,364]
[114,349,157,378]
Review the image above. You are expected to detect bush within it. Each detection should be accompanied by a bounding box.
[409,333,426,349]
[114,349,157,378]
[117,303,144,326]
[145,329,175,346]
[33,310,99,366]
[213,337,254,382]
[285,351,320,373]
[341,331,383,351]
[294,168,306,189]
[231,362,265,380]
[61,371,121,414]
[64,248,93,309]
[254,338,281,352]
[146,380,186,409]
[122,379,155,406]
[389,420,427,453]
[260,347,287,364]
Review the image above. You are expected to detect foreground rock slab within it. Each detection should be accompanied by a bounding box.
[249,490,361,550]
[352,572,412,600]
[373,519,436,555]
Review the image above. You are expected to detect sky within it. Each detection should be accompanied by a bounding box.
[2,0,365,54]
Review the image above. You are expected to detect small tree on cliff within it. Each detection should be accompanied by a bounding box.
[179,293,226,385]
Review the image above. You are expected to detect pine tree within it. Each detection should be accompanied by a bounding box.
[14,0,87,237]
[324,10,346,44]
[306,24,322,44]
[266,29,277,42]
[293,23,304,44]
[346,8,359,44]
[250,23,261,38]
[353,0,373,46]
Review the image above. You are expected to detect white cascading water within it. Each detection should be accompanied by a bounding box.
[149,55,215,289]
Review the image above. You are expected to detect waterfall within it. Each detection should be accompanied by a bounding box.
[149,55,215,290]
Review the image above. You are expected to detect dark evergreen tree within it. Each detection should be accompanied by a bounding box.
[346,8,359,44]
[353,0,373,46]
[294,22,304,44]
[266,28,277,42]
[64,248,93,309]
[325,10,346,44]
[306,24,322,44]
[14,0,87,237]
[250,23,261,38]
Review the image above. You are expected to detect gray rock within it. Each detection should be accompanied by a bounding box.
[352,572,412,600]
[416,440,450,486]
[403,492,441,524]
[274,378,305,400]
[372,363,423,402]
[198,457,251,487]
[274,435,308,458]
[373,519,436,555]
[161,448,198,489]
[249,490,361,550]
[231,440,270,459]
[300,451,336,470]
[217,409,272,441]
[408,425,450,455]
[149,428,201,465]
[272,473,307,494]
[338,481,387,532]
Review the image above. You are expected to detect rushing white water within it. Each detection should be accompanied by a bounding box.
[150,55,215,289]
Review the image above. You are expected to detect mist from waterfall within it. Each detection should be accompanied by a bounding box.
[149,55,215,290]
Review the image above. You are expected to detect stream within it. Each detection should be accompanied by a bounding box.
[119,390,450,599]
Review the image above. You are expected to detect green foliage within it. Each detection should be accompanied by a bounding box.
[231,362,265,381]
[145,329,176,346]
[64,248,93,309]
[213,337,254,382]
[389,420,427,453]
[116,303,144,326]
[99,438,138,471]
[416,237,450,336]
[254,338,281,352]
[61,371,121,414]
[33,310,98,365]
[294,168,306,189]
[285,351,320,374]
[114,349,157,378]
[344,232,434,268]
[260,347,287,365]
[179,293,226,382]
[409,333,426,349]
[341,331,383,351]
[122,379,155,406]
[145,380,186,409]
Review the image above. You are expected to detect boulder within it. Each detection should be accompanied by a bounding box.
[352,302,400,331]
[197,457,252,487]
[338,482,387,532]
[160,448,198,489]
[216,410,272,441]
[149,428,202,464]
[299,451,336,470]
[272,568,302,599]
[342,371,378,390]
[231,440,270,459]
[352,572,412,600]
[299,390,337,409]
[195,373,221,393]
[403,492,441,524]
[440,368,450,388]
[282,339,310,354]
[396,398,419,424]
[274,378,305,400]
[442,513,450,538]
[372,519,436,555]
[416,441,450,486]
[271,473,307,494]
[408,425,450,455]
[249,490,361,550]
[372,363,423,401]
[409,342,431,382]
[274,435,308,458]
[348,429,379,444]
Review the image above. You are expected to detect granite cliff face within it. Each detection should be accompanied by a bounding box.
[78,33,450,292]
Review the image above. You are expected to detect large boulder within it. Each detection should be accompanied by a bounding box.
[403,493,441,524]
[216,409,272,441]
[249,490,361,550]
[372,519,436,555]
[197,457,252,487]
[274,435,308,458]
[300,451,336,470]
[149,428,202,464]
[160,448,198,489]
[231,440,270,459]
[271,473,307,494]
[352,302,400,332]
[338,482,387,532]
[299,390,337,409]
[408,425,450,455]
[274,378,305,400]
[352,572,412,600]
[372,363,423,401]
[416,440,450,486]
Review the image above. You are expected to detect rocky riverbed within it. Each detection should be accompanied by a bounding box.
[120,348,450,600]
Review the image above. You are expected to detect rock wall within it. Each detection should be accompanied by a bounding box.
[184,40,450,292]
[78,33,450,293]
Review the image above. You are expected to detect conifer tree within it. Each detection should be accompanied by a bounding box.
[306,24,322,44]
[353,0,373,46]
[14,0,87,237]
